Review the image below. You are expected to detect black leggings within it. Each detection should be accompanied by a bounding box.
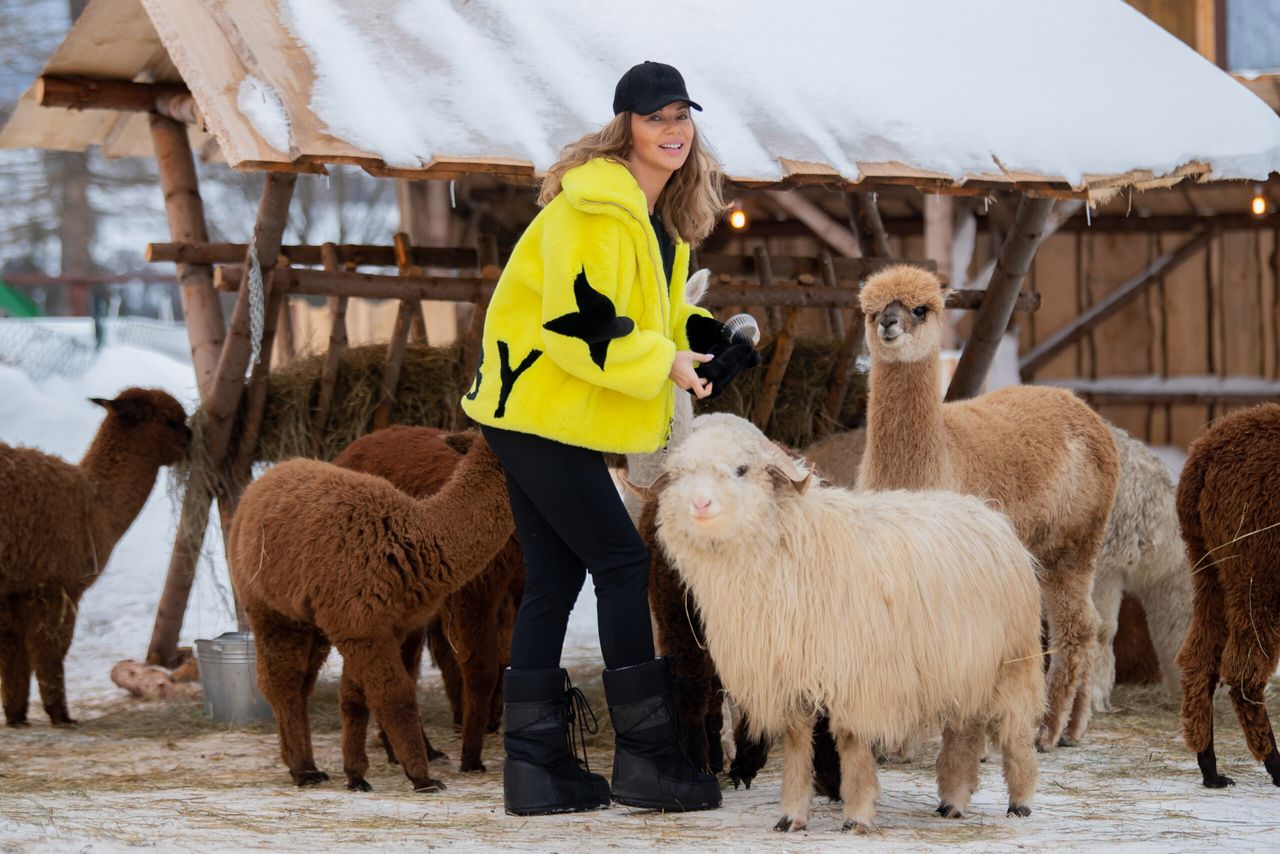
[481,425,654,671]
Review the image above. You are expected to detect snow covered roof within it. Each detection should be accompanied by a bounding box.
[4,0,1280,200]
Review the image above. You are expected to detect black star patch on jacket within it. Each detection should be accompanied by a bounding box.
[542,267,635,369]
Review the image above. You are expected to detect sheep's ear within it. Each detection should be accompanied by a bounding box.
[766,464,812,495]
[442,431,477,454]
[684,269,711,306]
[620,471,670,504]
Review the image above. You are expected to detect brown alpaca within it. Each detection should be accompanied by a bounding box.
[333,426,524,773]
[858,266,1119,751]
[1174,403,1280,788]
[228,432,514,792]
[0,388,190,726]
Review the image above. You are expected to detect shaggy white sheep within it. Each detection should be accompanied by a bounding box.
[637,413,1045,832]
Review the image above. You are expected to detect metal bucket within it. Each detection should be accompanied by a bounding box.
[195,631,274,725]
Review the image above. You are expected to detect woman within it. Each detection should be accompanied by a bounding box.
[461,61,744,816]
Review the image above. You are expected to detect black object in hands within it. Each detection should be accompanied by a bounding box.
[684,314,763,400]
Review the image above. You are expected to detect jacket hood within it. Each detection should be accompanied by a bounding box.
[560,158,651,223]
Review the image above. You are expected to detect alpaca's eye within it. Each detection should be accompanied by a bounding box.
[736,465,748,477]
[912,306,927,318]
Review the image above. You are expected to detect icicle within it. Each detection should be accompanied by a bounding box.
[984,196,990,213]
[450,179,457,209]
[1127,188,1133,216]
[1085,203,1092,227]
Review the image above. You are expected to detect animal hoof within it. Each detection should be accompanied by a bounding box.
[1007,804,1032,817]
[772,816,804,833]
[346,777,373,792]
[936,803,963,819]
[841,820,873,834]
[1057,735,1079,748]
[1202,773,1235,789]
[414,778,447,793]
[427,748,447,762]
[459,758,487,773]
[49,717,79,728]
[296,771,330,787]
[5,719,30,728]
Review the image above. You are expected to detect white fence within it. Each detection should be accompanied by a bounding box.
[0,318,191,381]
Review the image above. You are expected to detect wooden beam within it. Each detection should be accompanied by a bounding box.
[372,232,421,430]
[752,308,802,431]
[818,249,846,338]
[38,75,198,123]
[1019,227,1214,380]
[457,235,498,424]
[764,190,861,257]
[753,246,783,332]
[148,240,490,269]
[945,196,1055,401]
[144,481,212,667]
[818,296,866,438]
[203,173,297,464]
[311,243,349,455]
[149,115,224,400]
[845,191,893,257]
[214,264,1038,312]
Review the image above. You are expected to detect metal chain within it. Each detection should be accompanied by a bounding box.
[246,239,265,375]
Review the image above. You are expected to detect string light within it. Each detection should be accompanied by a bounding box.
[1250,185,1268,217]
[728,203,748,230]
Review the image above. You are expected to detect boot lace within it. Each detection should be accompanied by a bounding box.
[564,683,601,778]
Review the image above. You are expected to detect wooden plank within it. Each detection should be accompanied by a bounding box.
[818,249,845,338]
[148,240,488,269]
[371,232,420,430]
[311,243,348,454]
[947,196,1055,401]
[1019,228,1212,380]
[36,75,197,124]
[1221,231,1264,379]
[845,191,892,257]
[1020,233,1078,380]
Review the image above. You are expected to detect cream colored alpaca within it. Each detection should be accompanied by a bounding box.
[858,266,1119,751]
[642,414,1045,832]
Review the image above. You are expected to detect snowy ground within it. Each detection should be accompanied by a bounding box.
[1,342,1274,852]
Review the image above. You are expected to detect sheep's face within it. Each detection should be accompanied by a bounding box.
[90,388,191,465]
[652,416,810,550]
[860,265,946,364]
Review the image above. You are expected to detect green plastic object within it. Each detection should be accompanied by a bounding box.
[0,281,40,318]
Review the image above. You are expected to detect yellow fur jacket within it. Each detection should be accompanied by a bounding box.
[460,157,709,453]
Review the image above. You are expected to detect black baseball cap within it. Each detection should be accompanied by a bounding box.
[613,61,703,115]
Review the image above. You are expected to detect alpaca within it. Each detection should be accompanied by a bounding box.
[858,266,1119,751]
[333,426,524,773]
[0,388,190,726]
[228,432,514,792]
[637,414,1044,831]
[807,424,1192,712]
[1174,403,1280,789]
[1091,426,1191,711]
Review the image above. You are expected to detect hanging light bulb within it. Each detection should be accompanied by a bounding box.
[728,203,749,230]
[1250,185,1268,217]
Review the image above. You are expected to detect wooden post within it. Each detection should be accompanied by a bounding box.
[149,114,224,397]
[311,242,349,454]
[945,196,1054,401]
[146,173,295,664]
[372,232,419,430]
[752,308,801,432]
[204,173,298,463]
[845,191,892,258]
[456,234,499,425]
[753,246,783,332]
[275,296,295,365]
[818,249,845,338]
[1019,228,1214,380]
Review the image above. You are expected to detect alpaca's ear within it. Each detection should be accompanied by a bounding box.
[621,471,670,503]
[89,397,110,410]
[684,269,711,306]
[93,394,148,425]
[766,465,812,495]
[442,431,477,455]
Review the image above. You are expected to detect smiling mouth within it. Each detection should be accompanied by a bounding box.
[659,143,684,152]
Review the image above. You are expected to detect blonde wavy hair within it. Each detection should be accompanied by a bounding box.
[538,111,728,246]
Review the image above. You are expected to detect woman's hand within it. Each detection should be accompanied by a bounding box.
[670,350,714,399]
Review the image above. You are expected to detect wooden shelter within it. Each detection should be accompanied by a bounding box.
[2,0,1278,668]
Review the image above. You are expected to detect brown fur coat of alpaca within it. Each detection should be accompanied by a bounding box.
[229,432,514,793]
[333,426,523,773]
[858,266,1119,751]
[1175,403,1280,789]
[0,389,190,726]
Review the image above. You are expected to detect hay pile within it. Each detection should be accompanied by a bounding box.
[172,336,866,506]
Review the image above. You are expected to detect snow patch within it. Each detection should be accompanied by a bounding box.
[237,75,293,154]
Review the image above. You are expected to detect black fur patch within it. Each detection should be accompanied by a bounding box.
[543,268,635,369]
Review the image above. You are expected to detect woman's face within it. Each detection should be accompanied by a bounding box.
[628,101,695,176]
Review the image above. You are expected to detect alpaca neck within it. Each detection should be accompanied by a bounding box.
[862,354,949,491]
[406,450,512,595]
[78,428,164,559]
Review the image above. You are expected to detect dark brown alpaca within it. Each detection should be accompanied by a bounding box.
[333,426,524,773]
[0,388,190,726]
[228,432,514,792]
[1175,403,1280,788]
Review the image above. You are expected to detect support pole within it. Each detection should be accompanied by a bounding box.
[845,191,893,258]
[372,232,419,430]
[945,196,1054,401]
[311,243,349,454]
[456,234,498,426]
[752,308,801,432]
